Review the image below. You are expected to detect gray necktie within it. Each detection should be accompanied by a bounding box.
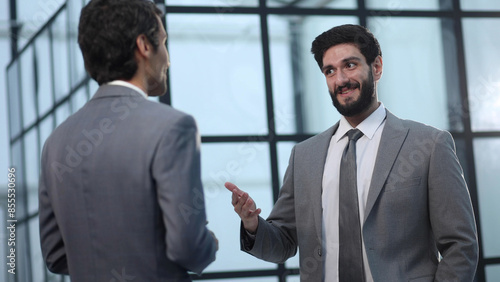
[339,129,365,282]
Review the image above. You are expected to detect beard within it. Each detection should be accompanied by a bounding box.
[329,68,375,117]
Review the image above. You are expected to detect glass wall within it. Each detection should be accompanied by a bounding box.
[3,0,500,281]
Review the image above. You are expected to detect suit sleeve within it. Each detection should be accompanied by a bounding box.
[241,146,298,263]
[152,114,216,274]
[428,130,479,281]
[39,147,69,274]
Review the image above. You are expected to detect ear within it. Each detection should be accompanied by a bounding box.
[372,55,383,81]
[135,34,152,59]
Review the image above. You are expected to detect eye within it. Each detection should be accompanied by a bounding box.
[346,62,356,69]
[324,68,335,76]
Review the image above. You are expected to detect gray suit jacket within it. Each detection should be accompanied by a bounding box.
[39,85,216,281]
[243,110,478,282]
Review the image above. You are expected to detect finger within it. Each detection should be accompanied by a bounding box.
[225,182,244,197]
[247,208,262,218]
[233,192,249,214]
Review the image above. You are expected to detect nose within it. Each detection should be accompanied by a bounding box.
[166,50,171,69]
[336,69,349,86]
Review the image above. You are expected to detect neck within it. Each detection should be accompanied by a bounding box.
[345,101,380,127]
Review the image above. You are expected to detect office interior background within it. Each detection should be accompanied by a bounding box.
[0,0,499,281]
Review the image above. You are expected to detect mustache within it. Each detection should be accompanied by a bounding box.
[334,81,360,95]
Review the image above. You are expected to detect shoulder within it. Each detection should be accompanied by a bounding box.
[386,110,454,146]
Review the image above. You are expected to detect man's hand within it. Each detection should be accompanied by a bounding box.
[225,182,261,233]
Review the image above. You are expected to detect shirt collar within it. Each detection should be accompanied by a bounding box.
[335,103,387,143]
[106,80,148,99]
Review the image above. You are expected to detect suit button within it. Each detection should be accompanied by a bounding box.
[318,248,322,257]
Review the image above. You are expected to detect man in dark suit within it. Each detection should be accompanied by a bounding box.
[226,24,478,281]
[39,0,217,281]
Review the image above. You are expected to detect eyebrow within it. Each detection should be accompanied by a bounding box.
[321,56,363,73]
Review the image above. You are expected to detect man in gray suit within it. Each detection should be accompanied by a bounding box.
[226,24,478,281]
[39,0,217,281]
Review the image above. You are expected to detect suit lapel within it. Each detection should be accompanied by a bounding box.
[311,124,339,240]
[364,111,408,221]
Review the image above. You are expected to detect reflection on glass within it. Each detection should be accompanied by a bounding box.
[7,62,22,138]
[267,0,356,9]
[21,46,37,128]
[269,16,356,134]
[460,0,500,11]
[473,138,500,258]
[52,10,70,102]
[366,0,449,10]
[167,14,267,135]
[200,142,275,272]
[462,18,500,132]
[35,30,54,116]
[486,264,500,282]
[166,0,257,6]
[24,129,40,215]
[367,17,450,130]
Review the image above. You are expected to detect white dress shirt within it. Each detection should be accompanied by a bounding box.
[106,80,148,99]
[322,103,387,282]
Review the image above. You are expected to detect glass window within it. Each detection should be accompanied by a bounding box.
[24,129,40,215]
[460,0,500,11]
[366,0,451,10]
[453,138,469,183]
[462,18,500,132]
[71,86,89,113]
[267,0,356,9]
[269,16,358,135]
[276,142,300,270]
[68,1,87,88]
[35,30,54,117]
[167,14,267,136]
[473,137,500,258]
[39,115,54,156]
[486,264,500,282]
[200,142,276,272]
[7,62,22,138]
[166,0,258,6]
[13,224,31,282]
[29,218,44,282]
[11,140,27,220]
[52,10,71,102]
[16,0,65,48]
[21,46,37,128]
[55,101,72,127]
[367,17,450,131]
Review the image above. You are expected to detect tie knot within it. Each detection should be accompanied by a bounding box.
[347,129,363,142]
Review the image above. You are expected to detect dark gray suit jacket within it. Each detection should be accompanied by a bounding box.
[39,85,216,281]
[242,110,478,282]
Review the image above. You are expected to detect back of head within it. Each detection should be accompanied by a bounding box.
[78,0,162,85]
[311,24,382,69]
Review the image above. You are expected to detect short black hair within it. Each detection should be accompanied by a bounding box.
[311,24,382,69]
[78,0,163,85]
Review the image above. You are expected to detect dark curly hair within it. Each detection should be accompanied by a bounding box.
[311,24,382,69]
[78,0,163,85]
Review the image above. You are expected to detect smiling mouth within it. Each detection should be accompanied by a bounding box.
[336,82,360,97]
